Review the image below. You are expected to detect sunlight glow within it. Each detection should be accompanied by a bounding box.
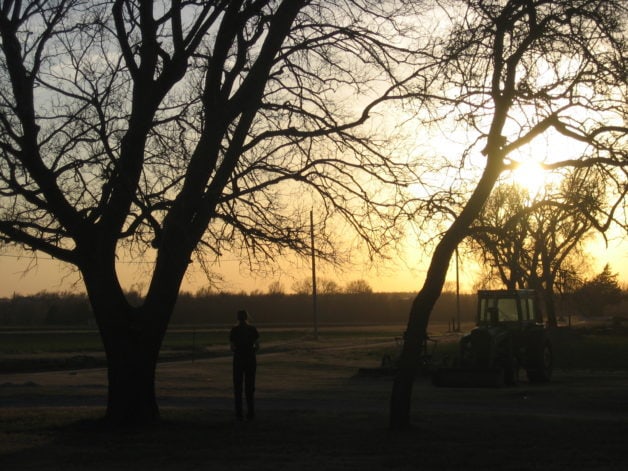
[508,160,549,197]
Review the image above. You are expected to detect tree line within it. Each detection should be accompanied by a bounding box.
[0,289,474,327]
[1,269,624,327]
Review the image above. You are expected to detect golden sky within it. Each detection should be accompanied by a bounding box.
[1,232,625,298]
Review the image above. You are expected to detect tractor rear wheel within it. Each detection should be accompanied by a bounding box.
[527,340,552,383]
[504,355,519,386]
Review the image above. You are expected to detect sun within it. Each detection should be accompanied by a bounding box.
[507,160,551,196]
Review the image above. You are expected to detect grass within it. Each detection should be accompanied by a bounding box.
[555,332,628,370]
[1,399,627,470]
[0,329,289,354]
[3,324,628,373]
[2,327,628,470]
[0,331,104,354]
[1,397,626,470]
[0,325,402,354]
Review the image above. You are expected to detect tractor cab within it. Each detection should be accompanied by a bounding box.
[477,289,543,325]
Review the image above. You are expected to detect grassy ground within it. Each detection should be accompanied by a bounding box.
[0,325,404,372]
[2,405,626,471]
[1,326,628,470]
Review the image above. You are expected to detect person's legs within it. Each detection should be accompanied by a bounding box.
[233,359,244,419]
[244,358,257,419]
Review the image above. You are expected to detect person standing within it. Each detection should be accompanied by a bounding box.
[230,309,259,420]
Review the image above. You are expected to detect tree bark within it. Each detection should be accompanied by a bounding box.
[81,251,177,426]
[389,148,505,430]
[390,291,439,429]
[390,235,461,429]
[100,318,163,425]
[97,276,185,426]
[542,282,558,328]
[85,282,166,426]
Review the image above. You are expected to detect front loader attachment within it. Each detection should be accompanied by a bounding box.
[432,367,504,388]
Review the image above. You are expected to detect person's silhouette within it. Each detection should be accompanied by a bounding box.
[230,309,259,420]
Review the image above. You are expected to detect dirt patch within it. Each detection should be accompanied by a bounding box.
[1,336,627,470]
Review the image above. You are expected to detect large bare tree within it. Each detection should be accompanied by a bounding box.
[390,0,627,429]
[0,0,420,424]
[466,167,625,326]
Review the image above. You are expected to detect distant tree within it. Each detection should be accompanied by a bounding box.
[573,264,623,317]
[291,278,312,296]
[194,287,217,298]
[292,277,342,295]
[344,279,373,294]
[467,168,614,326]
[0,1,420,425]
[319,279,342,295]
[467,184,531,289]
[267,281,285,296]
[391,0,627,429]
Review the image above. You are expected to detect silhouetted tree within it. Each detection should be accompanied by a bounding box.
[344,279,374,294]
[391,0,627,429]
[0,0,420,424]
[573,264,623,317]
[291,277,342,295]
[467,168,618,326]
[467,184,531,289]
[319,279,342,295]
[291,278,312,295]
[267,281,285,295]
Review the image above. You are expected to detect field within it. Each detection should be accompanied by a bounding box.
[1,324,628,470]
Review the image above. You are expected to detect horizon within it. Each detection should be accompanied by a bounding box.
[1,233,625,298]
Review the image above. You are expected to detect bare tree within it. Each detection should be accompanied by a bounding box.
[344,278,374,294]
[292,277,352,294]
[466,183,532,290]
[267,281,285,295]
[319,278,342,295]
[466,167,622,325]
[0,0,420,424]
[390,0,627,429]
[291,278,313,295]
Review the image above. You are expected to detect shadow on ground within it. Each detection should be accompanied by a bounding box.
[1,400,627,471]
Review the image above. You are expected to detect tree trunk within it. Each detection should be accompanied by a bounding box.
[101,320,163,425]
[82,258,175,426]
[542,282,558,328]
[389,255,450,430]
[389,368,416,430]
[389,144,505,429]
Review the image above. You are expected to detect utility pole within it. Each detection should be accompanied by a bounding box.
[455,247,461,332]
[310,210,318,340]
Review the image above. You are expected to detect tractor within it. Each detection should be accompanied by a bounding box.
[433,289,553,387]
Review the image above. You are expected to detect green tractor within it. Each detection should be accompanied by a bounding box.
[433,289,553,387]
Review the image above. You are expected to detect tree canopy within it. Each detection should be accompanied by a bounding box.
[0,0,423,424]
[573,264,623,317]
[391,0,627,429]
[466,167,619,325]
[0,0,420,277]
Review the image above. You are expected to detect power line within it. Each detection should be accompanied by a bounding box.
[0,252,244,264]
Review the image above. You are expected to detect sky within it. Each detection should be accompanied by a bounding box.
[0,2,625,300]
[1,127,625,298]
[3,146,625,298]
[1,231,625,298]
